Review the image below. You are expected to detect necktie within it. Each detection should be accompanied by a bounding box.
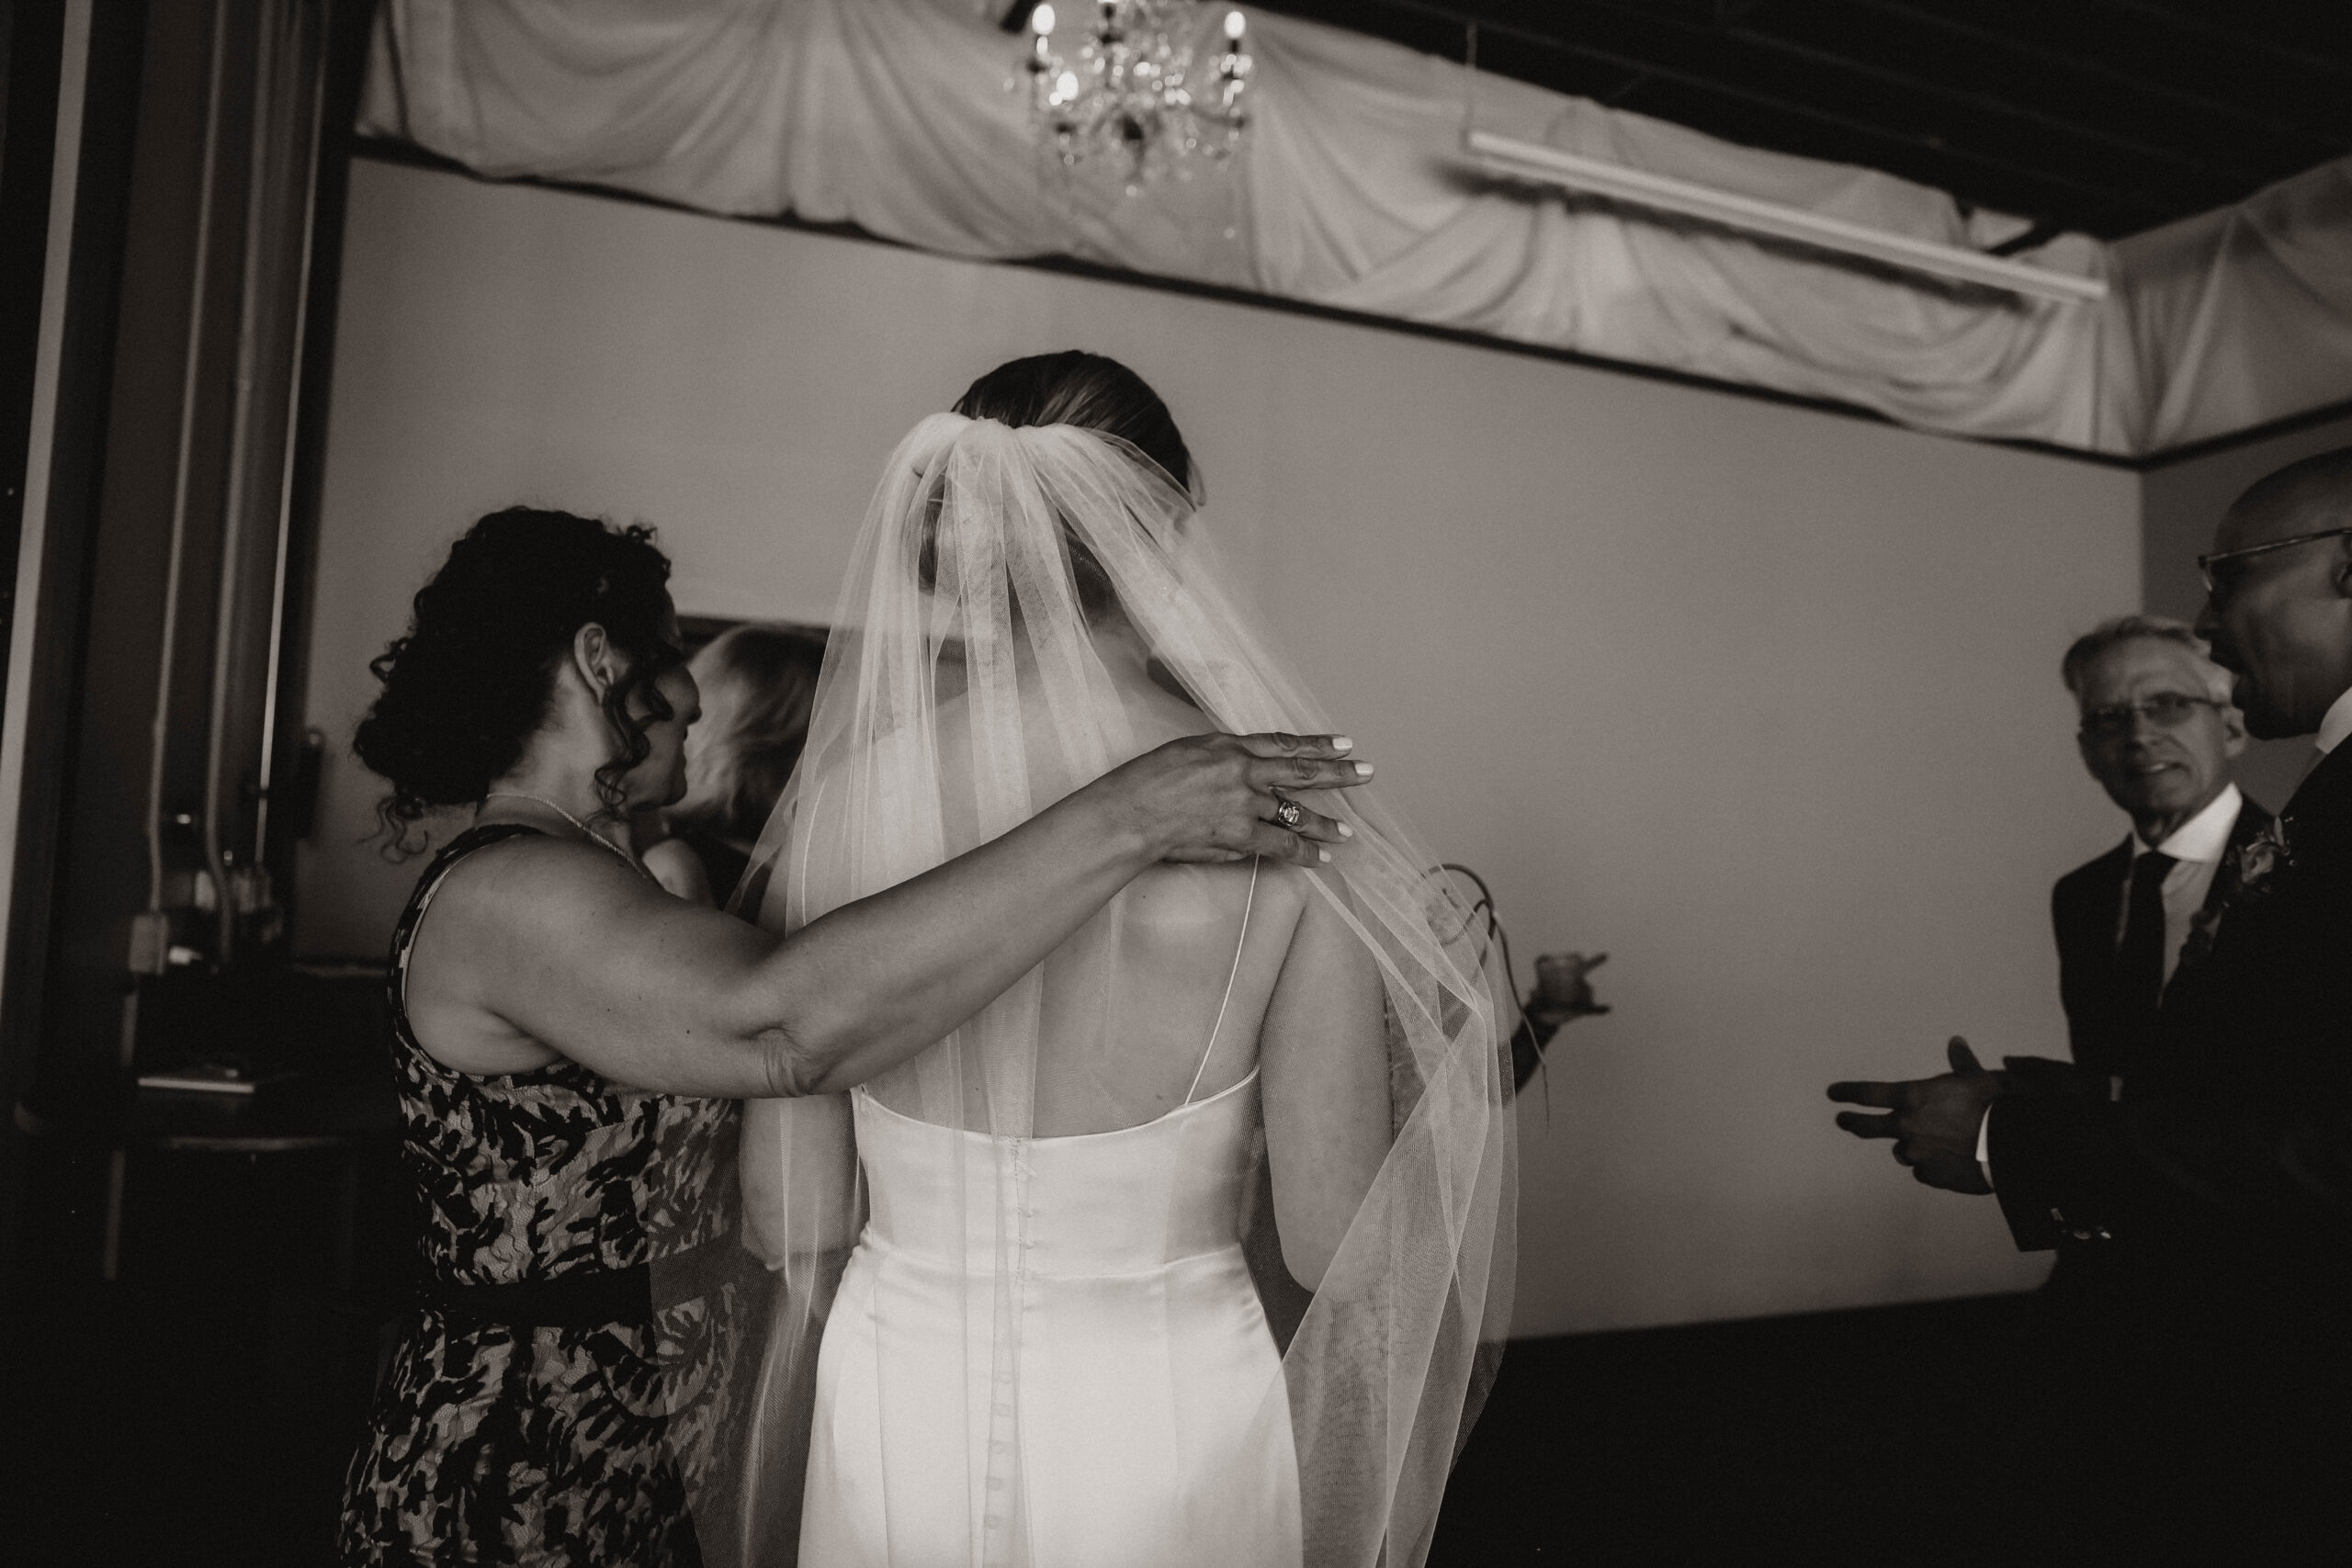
[2118,850,2177,1021]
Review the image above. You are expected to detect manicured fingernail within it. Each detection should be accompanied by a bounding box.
[1353,761,1374,776]
[1337,822,1354,837]
[1331,737,1353,751]
[1318,848,1331,863]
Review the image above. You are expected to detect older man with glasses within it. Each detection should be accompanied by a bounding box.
[1827,446,2352,1562]
[2043,616,2268,1089]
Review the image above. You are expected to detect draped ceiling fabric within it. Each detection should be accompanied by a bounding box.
[2111,158,2352,456]
[359,0,2352,457]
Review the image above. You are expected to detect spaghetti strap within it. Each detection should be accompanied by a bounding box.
[1182,856,1261,1106]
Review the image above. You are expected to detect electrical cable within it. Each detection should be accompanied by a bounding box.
[1427,862,1560,1116]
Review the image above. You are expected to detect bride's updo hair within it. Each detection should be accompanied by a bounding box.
[951,351,1197,622]
[355,507,683,849]
[953,350,1196,493]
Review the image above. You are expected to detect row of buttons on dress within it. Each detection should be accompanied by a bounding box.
[983,1138,1031,1548]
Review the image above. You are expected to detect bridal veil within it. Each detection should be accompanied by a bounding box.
[662,410,1516,1567]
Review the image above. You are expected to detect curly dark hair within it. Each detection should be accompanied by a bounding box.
[354,507,684,852]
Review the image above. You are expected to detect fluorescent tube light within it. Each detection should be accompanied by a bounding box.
[1466,129,2108,304]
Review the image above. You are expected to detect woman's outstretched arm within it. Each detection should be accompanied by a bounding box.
[424,733,1371,1098]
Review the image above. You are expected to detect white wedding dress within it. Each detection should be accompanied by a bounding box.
[798,1066,1303,1565]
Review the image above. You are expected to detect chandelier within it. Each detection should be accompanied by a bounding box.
[1018,3,1254,186]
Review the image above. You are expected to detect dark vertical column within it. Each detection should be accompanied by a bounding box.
[5,0,361,1279]
[0,0,148,1279]
[0,0,71,1298]
[28,0,232,1140]
[0,0,66,694]
[258,0,375,921]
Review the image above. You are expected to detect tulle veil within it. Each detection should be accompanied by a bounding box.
[662,412,1516,1566]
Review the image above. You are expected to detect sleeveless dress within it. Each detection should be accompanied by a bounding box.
[338,824,748,1568]
[798,868,1304,1567]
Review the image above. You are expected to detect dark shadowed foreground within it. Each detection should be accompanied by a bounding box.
[2,1128,2041,1568]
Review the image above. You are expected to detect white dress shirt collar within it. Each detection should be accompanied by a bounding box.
[2134,782,2242,863]
[2317,685,2352,756]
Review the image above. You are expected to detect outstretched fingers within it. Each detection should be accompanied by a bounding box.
[1230,731,1350,760]
[1834,1110,1900,1140]
[1234,734,1376,797]
[1825,1079,1912,1111]
[1230,735,1373,864]
[1260,792,1351,845]
[1148,732,1375,869]
[1241,822,1321,868]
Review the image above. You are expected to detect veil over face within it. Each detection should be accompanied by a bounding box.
[664,412,1516,1567]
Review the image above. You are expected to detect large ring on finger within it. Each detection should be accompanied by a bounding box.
[1272,796,1306,831]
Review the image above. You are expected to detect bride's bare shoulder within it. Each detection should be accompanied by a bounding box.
[1112,675,1216,754]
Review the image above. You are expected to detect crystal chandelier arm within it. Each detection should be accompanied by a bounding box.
[1011,2,1253,182]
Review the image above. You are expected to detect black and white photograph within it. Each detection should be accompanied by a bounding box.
[0,1,2347,1563]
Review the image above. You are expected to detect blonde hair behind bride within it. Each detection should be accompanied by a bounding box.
[667,623,827,842]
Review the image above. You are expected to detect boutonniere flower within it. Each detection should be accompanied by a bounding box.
[2235,818,2293,895]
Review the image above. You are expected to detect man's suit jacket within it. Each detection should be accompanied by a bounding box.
[1993,743,2352,1324]
[2050,797,2275,1079]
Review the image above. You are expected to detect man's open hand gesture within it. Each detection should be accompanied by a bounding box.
[1827,1037,2006,1195]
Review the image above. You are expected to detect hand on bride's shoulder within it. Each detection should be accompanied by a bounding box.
[1106,730,1369,870]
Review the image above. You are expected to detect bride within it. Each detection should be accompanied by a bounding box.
[676,353,1514,1567]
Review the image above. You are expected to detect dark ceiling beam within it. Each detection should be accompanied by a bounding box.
[2099,0,2352,83]
[1283,0,2181,225]
[1829,0,2350,152]
[1714,22,2275,186]
[1415,0,2280,186]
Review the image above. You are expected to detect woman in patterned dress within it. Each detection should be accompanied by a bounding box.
[334,507,1368,1566]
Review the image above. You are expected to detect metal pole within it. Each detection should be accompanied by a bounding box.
[147,0,232,931]
[254,4,329,863]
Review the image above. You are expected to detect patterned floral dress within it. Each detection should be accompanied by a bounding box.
[339,824,751,1567]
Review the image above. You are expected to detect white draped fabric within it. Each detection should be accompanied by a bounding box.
[357,0,2352,454]
[2110,158,2352,456]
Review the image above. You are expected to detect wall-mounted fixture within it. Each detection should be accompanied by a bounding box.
[1466,128,2108,305]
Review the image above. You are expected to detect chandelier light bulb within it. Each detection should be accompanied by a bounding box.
[1012,0,1254,183]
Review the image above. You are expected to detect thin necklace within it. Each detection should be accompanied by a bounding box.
[482,791,650,881]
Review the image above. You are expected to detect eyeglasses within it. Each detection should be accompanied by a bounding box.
[2077,693,2222,739]
[2198,526,2352,597]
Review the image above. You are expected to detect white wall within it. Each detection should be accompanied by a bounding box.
[302,157,2146,1333]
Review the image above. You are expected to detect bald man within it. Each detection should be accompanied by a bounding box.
[1831,447,2352,1562]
